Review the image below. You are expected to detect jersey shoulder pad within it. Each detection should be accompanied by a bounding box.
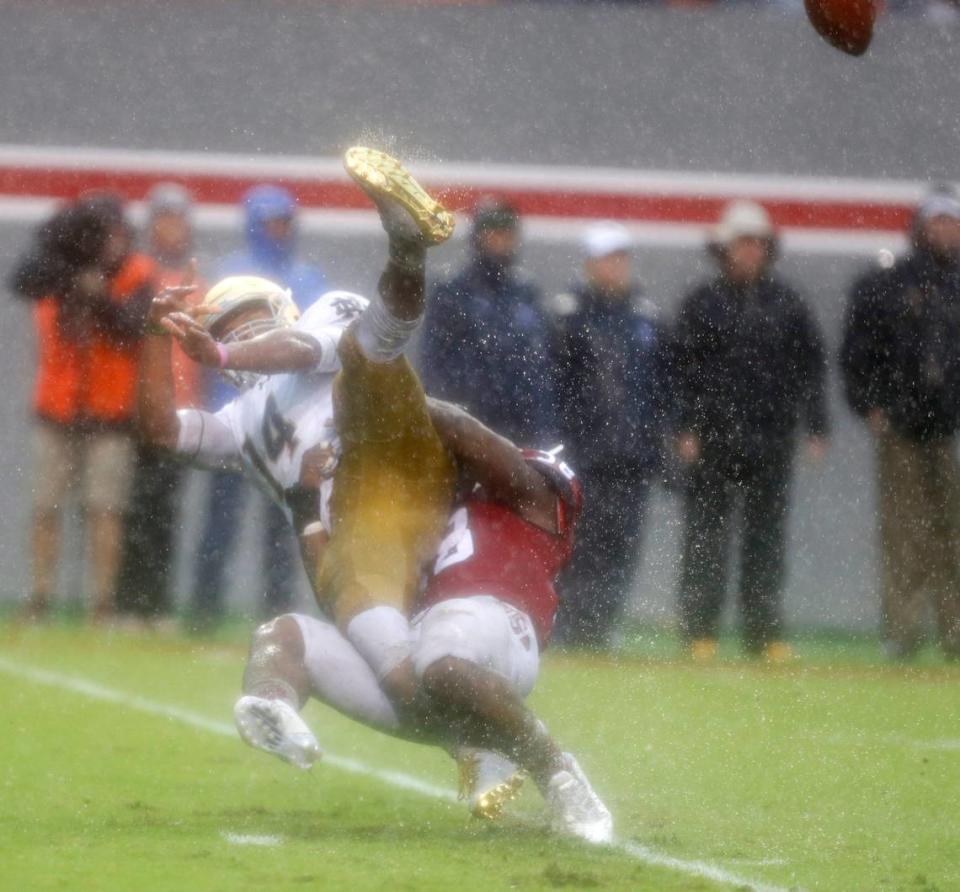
[298,291,369,334]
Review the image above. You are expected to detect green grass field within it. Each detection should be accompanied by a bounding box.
[2,621,958,891]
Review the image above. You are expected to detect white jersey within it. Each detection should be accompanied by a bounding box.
[175,290,368,532]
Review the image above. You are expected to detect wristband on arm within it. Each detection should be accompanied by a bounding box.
[216,342,230,368]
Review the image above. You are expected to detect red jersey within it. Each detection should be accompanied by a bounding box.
[419,450,581,647]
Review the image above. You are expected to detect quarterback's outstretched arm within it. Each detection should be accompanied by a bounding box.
[162,311,337,375]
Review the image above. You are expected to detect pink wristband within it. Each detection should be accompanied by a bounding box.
[215,342,229,368]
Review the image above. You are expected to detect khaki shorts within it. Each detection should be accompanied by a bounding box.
[314,332,456,628]
[32,423,134,514]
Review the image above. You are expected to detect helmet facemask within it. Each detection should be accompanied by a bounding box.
[199,276,300,390]
[215,303,285,390]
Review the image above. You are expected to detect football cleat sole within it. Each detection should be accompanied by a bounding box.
[234,696,322,771]
[343,146,455,246]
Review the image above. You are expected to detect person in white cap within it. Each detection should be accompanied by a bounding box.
[545,221,671,649]
[673,200,829,662]
[840,186,960,661]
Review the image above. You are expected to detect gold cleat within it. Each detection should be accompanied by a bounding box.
[472,775,525,821]
[457,749,525,821]
[343,146,455,246]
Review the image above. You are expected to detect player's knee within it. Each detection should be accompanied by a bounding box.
[250,614,304,662]
[419,655,479,701]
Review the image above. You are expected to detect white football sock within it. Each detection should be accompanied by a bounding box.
[353,293,422,363]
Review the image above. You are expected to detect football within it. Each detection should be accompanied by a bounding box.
[804,0,876,56]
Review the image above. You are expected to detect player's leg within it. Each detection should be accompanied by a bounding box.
[235,611,524,824]
[345,146,452,323]
[346,145,453,360]
[413,596,613,843]
[236,601,560,821]
[236,615,322,770]
[235,613,404,770]
[316,149,456,708]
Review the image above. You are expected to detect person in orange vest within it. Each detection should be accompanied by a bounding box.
[115,184,205,628]
[10,193,155,623]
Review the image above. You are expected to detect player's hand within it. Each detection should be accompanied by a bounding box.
[676,432,700,464]
[146,260,199,333]
[159,311,223,367]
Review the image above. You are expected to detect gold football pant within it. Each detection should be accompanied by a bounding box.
[316,331,455,628]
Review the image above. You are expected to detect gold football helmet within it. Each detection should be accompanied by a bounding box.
[199,275,300,389]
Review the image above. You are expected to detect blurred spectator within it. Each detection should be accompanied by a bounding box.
[190,185,325,631]
[840,188,960,661]
[673,201,828,660]
[547,222,671,648]
[420,197,556,445]
[10,194,155,623]
[115,184,204,627]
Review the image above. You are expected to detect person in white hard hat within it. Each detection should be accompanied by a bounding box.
[545,221,671,649]
[673,200,829,662]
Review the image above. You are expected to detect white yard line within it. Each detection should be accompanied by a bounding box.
[221,832,284,847]
[821,732,960,753]
[0,656,790,892]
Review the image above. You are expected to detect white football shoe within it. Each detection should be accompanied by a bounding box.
[233,696,322,771]
[544,753,614,844]
[457,748,525,820]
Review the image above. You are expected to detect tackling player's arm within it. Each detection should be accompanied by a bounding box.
[426,399,558,534]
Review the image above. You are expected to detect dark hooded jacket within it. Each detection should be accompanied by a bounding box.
[840,240,960,442]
